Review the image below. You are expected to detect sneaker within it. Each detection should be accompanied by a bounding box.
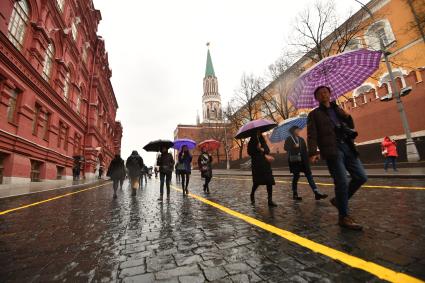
[315,192,328,200]
[338,216,363,230]
[157,197,163,202]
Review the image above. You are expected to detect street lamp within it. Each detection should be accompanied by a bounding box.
[354,0,420,162]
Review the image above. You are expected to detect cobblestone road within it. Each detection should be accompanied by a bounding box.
[0,174,424,282]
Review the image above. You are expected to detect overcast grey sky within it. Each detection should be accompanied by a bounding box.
[93,0,359,165]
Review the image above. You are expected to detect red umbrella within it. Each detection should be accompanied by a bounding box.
[198,139,220,151]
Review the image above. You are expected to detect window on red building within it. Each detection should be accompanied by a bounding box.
[56,0,65,12]
[6,89,19,123]
[63,71,70,101]
[32,104,41,135]
[30,160,41,182]
[42,112,51,140]
[71,21,78,41]
[76,92,81,114]
[74,134,81,155]
[42,43,55,81]
[7,0,29,50]
[57,122,68,149]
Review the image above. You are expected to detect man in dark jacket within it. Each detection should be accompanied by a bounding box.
[157,147,174,201]
[107,154,126,198]
[307,86,367,230]
[126,150,144,196]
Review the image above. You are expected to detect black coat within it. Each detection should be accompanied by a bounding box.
[284,135,311,174]
[107,157,126,180]
[307,102,357,159]
[126,154,144,178]
[247,135,275,186]
[157,153,175,174]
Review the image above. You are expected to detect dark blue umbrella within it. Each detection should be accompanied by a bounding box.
[270,116,308,143]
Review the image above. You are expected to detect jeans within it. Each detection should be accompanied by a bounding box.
[159,172,171,196]
[292,172,318,194]
[384,156,397,171]
[326,142,368,217]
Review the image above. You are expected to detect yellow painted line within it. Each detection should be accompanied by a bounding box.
[214,177,425,191]
[171,185,424,283]
[0,182,111,216]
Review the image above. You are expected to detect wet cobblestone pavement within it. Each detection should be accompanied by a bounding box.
[0,175,424,282]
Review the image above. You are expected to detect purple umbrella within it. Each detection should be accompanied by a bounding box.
[173,139,196,150]
[235,119,277,139]
[289,49,382,109]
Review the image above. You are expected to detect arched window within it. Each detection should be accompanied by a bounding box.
[353,84,376,98]
[345,38,362,52]
[7,0,30,50]
[365,19,395,51]
[56,0,65,12]
[378,68,408,93]
[42,43,55,81]
[63,71,70,101]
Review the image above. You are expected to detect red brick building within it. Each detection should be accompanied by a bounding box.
[0,0,122,184]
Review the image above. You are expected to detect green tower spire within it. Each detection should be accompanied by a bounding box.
[205,47,215,77]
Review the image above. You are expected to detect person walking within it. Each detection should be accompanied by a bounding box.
[249,131,277,207]
[307,86,367,230]
[107,154,126,199]
[381,136,398,172]
[175,163,181,183]
[98,166,103,179]
[178,145,192,195]
[284,126,328,201]
[198,147,213,193]
[126,150,144,196]
[157,146,175,201]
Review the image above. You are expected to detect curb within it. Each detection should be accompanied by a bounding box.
[0,179,110,199]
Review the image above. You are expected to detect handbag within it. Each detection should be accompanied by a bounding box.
[176,163,185,171]
[289,136,303,163]
[289,153,302,163]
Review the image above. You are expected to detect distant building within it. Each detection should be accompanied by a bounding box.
[174,46,231,167]
[0,0,122,184]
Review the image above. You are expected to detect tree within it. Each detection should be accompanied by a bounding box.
[224,101,246,160]
[258,56,303,123]
[288,0,368,62]
[233,73,265,121]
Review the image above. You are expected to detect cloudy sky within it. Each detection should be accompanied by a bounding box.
[93,0,359,165]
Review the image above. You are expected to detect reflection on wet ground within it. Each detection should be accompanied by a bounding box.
[0,175,424,282]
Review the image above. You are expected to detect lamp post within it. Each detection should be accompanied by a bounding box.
[354,0,420,162]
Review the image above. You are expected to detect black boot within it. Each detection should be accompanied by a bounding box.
[267,186,277,207]
[314,192,328,200]
[293,193,302,201]
[250,192,255,204]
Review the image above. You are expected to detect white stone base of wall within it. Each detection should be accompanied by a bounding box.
[2,177,30,184]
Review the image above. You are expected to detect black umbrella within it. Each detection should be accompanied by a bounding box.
[143,140,174,152]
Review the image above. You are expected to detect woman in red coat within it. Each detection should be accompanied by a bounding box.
[381,136,398,171]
